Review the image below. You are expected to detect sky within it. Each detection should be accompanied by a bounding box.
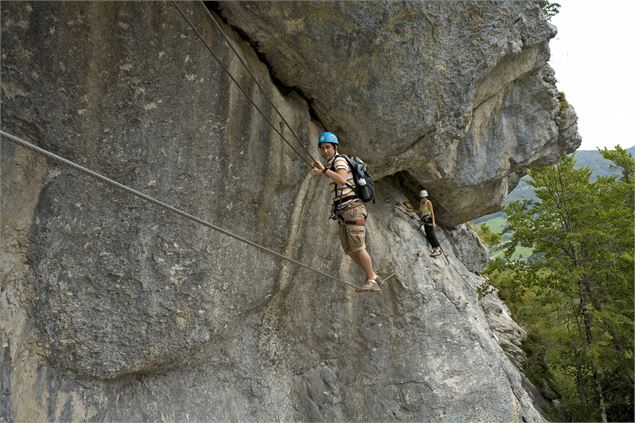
[548,0,635,151]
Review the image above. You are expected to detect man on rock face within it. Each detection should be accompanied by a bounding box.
[311,131,381,292]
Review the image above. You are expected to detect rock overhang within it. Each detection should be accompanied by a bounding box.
[217,0,581,225]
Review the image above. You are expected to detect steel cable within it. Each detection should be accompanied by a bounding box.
[1,130,361,289]
[171,1,317,168]
[9,131,617,416]
[194,1,320,165]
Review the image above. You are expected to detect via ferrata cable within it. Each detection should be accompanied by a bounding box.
[171,1,319,169]
[0,130,360,290]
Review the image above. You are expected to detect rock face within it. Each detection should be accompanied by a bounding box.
[218,1,581,224]
[480,287,528,370]
[445,224,489,274]
[1,1,576,421]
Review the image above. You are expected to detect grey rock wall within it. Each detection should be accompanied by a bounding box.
[445,224,489,274]
[0,1,570,421]
[217,0,581,224]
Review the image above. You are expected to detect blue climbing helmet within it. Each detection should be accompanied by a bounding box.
[318,131,339,146]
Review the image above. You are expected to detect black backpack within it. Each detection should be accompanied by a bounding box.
[331,154,375,203]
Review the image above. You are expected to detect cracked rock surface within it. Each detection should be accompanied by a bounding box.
[218,0,581,224]
[0,1,567,421]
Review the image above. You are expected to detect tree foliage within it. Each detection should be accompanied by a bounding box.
[476,222,502,247]
[485,147,634,421]
[539,1,561,21]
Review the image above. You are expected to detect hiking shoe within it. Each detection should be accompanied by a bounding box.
[355,279,381,293]
[374,275,384,287]
[430,248,442,257]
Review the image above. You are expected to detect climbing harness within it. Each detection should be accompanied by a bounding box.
[171,1,319,168]
[0,130,379,291]
[326,155,373,223]
[329,196,360,221]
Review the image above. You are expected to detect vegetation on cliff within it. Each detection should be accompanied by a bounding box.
[483,147,634,421]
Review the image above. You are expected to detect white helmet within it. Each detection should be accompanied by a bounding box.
[419,190,428,198]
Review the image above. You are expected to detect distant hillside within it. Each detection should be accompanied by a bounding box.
[474,146,634,223]
[574,147,635,177]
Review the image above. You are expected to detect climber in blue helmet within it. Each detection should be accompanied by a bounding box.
[311,131,381,292]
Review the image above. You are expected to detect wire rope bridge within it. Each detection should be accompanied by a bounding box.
[0,1,395,291]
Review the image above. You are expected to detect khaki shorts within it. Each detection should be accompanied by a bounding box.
[338,203,367,253]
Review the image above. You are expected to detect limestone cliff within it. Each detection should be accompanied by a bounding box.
[217,0,581,224]
[1,1,578,422]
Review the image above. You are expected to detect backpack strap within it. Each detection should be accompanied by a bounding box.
[329,154,338,172]
[331,154,356,190]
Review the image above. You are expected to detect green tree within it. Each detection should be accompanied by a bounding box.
[539,0,561,21]
[486,148,634,421]
[477,222,502,247]
[600,145,633,183]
